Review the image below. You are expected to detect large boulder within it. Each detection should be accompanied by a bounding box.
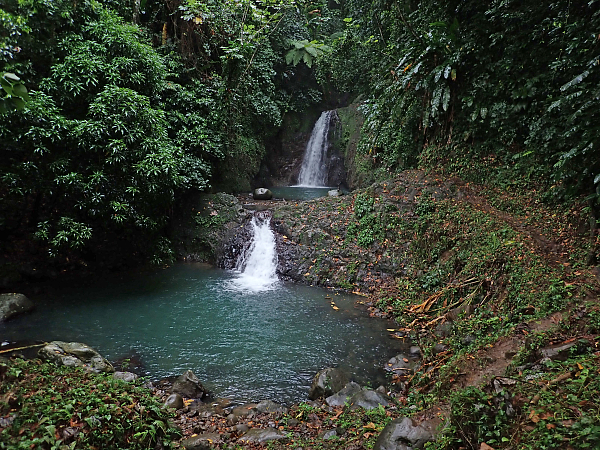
[349,389,390,410]
[164,393,184,410]
[38,341,114,373]
[373,417,443,450]
[325,382,362,407]
[171,370,208,399]
[253,188,273,200]
[308,367,349,400]
[0,293,34,322]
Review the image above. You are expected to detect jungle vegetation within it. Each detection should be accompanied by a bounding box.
[1,0,598,266]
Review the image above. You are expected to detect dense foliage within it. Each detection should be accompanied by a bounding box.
[0,358,179,449]
[0,0,321,266]
[322,0,600,206]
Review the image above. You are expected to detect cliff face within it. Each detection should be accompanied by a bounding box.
[254,108,353,189]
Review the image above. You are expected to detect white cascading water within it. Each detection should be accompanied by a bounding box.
[231,213,279,292]
[297,110,333,187]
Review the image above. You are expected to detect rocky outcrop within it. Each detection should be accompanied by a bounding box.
[308,367,349,400]
[0,293,34,322]
[325,382,390,410]
[38,341,114,373]
[171,370,209,399]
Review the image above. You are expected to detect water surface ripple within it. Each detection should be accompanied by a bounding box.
[1,264,407,404]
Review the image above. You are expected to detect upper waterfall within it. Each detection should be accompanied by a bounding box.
[297,110,334,187]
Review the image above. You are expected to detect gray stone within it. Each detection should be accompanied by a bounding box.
[328,189,342,197]
[164,393,184,410]
[238,427,286,443]
[253,188,273,200]
[113,371,138,383]
[171,370,208,398]
[308,367,349,400]
[321,429,338,439]
[409,346,422,358]
[39,341,114,373]
[349,389,390,410]
[373,417,437,450]
[0,293,34,322]
[325,382,362,407]
[181,432,221,450]
[256,400,287,414]
[538,341,579,362]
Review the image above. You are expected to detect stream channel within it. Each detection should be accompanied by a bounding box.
[1,264,409,405]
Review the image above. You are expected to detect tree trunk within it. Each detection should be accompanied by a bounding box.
[133,0,140,24]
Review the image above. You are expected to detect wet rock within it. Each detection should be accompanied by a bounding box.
[385,354,421,375]
[253,188,273,200]
[325,382,362,407]
[164,393,184,410]
[256,400,288,414]
[373,416,442,450]
[0,293,34,322]
[238,427,286,443]
[171,370,208,399]
[328,189,342,197]
[39,341,114,373]
[181,432,222,450]
[230,403,258,419]
[308,367,349,400]
[113,371,138,382]
[349,389,390,410]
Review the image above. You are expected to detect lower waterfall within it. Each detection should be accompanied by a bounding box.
[230,211,279,292]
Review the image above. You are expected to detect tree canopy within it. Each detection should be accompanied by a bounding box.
[1,0,599,267]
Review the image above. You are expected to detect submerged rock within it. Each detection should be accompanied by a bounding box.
[0,293,34,322]
[308,367,349,400]
[171,370,209,399]
[39,341,114,373]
